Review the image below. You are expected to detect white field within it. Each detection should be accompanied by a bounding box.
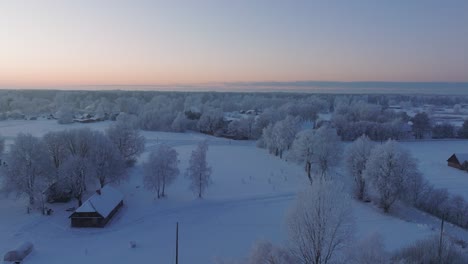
[0,120,467,263]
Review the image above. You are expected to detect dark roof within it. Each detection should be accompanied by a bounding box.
[71,186,123,218]
[448,153,468,164]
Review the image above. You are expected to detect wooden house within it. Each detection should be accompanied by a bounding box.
[69,186,123,228]
[447,153,468,170]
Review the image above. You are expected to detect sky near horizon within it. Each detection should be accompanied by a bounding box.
[0,0,467,88]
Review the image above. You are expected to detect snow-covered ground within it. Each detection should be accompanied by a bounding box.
[403,140,468,201]
[0,120,466,263]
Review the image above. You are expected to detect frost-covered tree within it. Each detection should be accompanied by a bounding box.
[346,233,389,264]
[115,96,141,115]
[60,156,94,206]
[289,129,315,182]
[228,116,256,139]
[106,121,145,165]
[458,120,468,138]
[364,140,422,212]
[288,179,353,264]
[143,144,179,198]
[245,241,298,264]
[186,140,212,198]
[345,135,375,200]
[197,107,224,135]
[2,134,53,209]
[62,128,95,158]
[272,116,302,158]
[392,235,467,264]
[411,112,431,139]
[90,132,127,188]
[311,126,341,178]
[56,106,75,124]
[253,107,283,138]
[261,116,301,158]
[43,131,69,175]
[116,112,139,128]
[138,95,181,131]
[289,126,341,181]
[171,111,189,132]
[432,122,455,139]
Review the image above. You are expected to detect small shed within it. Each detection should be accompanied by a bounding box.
[69,186,123,228]
[447,153,468,170]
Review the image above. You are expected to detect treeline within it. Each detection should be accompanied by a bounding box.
[0,121,145,212]
[346,135,468,231]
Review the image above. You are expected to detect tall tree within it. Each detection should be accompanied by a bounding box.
[2,134,53,209]
[345,135,375,200]
[364,140,422,212]
[288,179,353,264]
[106,121,145,165]
[43,131,69,176]
[60,156,94,207]
[143,144,179,198]
[90,132,127,188]
[186,140,212,198]
[289,129,315,183]
[311,126,341,178]
[458,120,468,138]
[411,112,431,139]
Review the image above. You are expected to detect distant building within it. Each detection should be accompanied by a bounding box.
[447,153,468,170]
[69,186,124,228]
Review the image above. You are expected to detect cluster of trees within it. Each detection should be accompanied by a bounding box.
[332,99,411,141]
[218,175,468,264]
[288,126,341,181]
[345,135,468,231]
[258,116,302,158]
[143,140,212,199]
[0,90,332,141]
[346,136,423,212]
[432,119,468,139]
[0,121,145,211]
[404,112,468,140]
[287,179,352,264]
[224,235,468,264]
[216,178,354,264]
[415,185,468,230]
[259,120,342,184]
[5,90,468,142]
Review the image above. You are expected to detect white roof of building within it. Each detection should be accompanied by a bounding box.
[75,186,123,218]
[454,153,468,163]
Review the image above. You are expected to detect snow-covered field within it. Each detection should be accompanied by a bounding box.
[0,120,467,263]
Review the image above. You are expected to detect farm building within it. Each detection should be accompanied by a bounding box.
[69,186,124,228]
[447,153,468,170]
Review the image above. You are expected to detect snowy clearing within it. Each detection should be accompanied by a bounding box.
[0,120,466,263]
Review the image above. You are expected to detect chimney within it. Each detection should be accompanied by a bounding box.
[96,189,101,195]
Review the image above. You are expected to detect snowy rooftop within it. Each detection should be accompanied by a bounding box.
[454,153,468,163]
[75,186,123,218]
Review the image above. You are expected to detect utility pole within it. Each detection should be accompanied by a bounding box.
[176,222,179,264]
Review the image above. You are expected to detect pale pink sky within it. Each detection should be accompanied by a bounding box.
[1,0,467,87]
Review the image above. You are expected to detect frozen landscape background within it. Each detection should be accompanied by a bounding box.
[1,90,468,263]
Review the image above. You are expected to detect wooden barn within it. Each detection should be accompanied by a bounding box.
[69,186,123,228]
[447,153,468,170]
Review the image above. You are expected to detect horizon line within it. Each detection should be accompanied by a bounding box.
[1,81,468,95]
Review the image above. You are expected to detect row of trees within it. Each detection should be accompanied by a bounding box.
[345,136,422,212]
[221,165,467,264]
[345,135,468,231]
[227,234,468,264]
[143,141,212,199]
[332,99,412,141]
[0,121,145,211]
